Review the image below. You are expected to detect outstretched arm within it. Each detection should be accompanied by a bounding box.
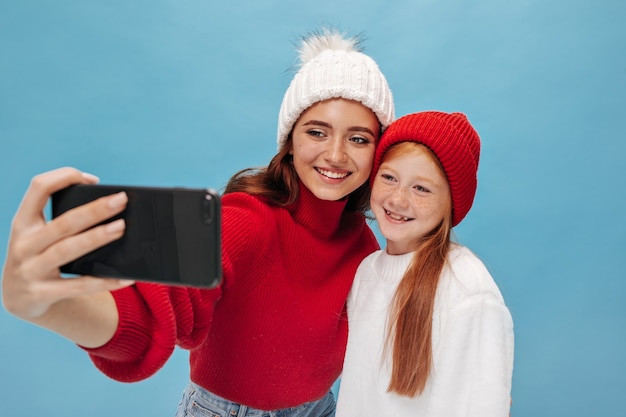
[2,167,135,348]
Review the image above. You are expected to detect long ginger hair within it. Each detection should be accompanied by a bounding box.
[382,142,453,396]
[223,133,372,213]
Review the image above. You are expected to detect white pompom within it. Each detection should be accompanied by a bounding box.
[298,28,362,65]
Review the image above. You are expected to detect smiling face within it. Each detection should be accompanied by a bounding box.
[371,143,451,255]
[289,98,380,202]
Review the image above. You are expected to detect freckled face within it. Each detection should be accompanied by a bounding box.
[289,98,380,201]
[371,145,451,255]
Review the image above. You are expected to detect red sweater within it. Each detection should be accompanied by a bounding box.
[85,184,379,410]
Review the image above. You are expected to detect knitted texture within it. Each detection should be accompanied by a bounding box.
[372,111,481,226]
[84,185,379,410]
[277,28,394,148]
[336,246,514,416]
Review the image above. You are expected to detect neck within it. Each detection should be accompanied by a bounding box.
[289,182,349,238]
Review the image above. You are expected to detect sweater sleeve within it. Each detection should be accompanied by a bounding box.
[82,192,272,382]
[426,289,514,417]
[82,282,221,382]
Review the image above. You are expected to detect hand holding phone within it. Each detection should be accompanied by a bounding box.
[51,184,222,288]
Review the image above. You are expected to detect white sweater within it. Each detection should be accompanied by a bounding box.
[336,245,514,417]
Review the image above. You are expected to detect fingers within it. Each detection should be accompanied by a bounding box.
[40,276,136,300]
[4,217,127,312]
[40,218,126,271]
[11,191,128,261]
[6,167,129,290]
[40,191,128,255]
[3,274,134,321]
[13,167,99,232]
[2,167,135,324]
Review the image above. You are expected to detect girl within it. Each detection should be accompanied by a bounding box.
[336,111,514,416]
[1,29,394,416]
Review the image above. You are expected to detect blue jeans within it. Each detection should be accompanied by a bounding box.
[175,382,336,417]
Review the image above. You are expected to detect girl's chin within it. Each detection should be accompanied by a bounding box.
[308,183,358,201]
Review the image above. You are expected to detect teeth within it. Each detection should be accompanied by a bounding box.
[317,168,349,179]
[385,209,410,221]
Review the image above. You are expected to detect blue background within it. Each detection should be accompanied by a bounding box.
[1,1,625,416]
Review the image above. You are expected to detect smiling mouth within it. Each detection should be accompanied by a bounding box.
[385,209,414,222]
[316,167,351,179]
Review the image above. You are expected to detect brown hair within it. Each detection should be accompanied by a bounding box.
[223,133,372,213]
[381,142,452,396]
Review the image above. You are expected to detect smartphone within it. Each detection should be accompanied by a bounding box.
[51,184,222,288]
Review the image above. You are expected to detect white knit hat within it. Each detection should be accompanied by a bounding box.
[277,28,395,149]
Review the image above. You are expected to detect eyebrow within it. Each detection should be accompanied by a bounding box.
[302,120,376,137]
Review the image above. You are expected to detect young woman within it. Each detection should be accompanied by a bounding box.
[336,111,514,416]
[1,29,394,416]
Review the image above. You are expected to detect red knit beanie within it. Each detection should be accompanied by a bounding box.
[371,111,481,227]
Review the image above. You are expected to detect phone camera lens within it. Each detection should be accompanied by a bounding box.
[202,196,214,224]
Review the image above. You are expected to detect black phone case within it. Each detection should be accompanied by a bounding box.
[51,184,222,288]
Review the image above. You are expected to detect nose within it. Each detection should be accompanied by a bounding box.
[388,186,409,209]
[325,137,348,164]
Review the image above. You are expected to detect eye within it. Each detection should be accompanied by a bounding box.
[349,135,372,145]
[381,173,396,182]
[307,129,326,138]
[414,184,431,193]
